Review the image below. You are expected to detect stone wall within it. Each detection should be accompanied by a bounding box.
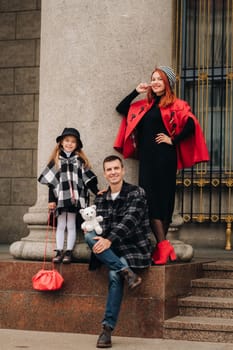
[0,0,41,243]
[0,0,174,246]
[0,1,227,252]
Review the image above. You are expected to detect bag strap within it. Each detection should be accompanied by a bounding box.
[42,210,56,270]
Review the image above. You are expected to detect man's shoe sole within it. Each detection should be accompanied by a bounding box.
[96,343,112,348]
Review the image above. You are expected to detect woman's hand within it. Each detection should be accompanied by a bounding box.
[48,202,56,210]
[136,82,151,94]
[155,133,173,145]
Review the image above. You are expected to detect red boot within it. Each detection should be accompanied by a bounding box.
[152,240,177,265]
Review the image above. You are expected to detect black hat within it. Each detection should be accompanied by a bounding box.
[56,128,83,148]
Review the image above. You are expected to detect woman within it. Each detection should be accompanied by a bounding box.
[114,66,209,265]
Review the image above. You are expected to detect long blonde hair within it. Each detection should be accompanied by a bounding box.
[48,141,91,169]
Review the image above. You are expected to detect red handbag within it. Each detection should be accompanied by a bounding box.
[32,210,64,291]
[32,269,64,291]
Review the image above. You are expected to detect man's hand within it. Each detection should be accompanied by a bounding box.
[92,236,112,254]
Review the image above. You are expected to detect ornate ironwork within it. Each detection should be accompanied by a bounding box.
[174,0,233,250]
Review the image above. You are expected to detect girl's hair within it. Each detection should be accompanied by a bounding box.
[147,68,176,108]
[48,140,91,168]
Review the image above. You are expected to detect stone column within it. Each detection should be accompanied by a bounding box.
[167,197,194,262]
[10,0,177,260]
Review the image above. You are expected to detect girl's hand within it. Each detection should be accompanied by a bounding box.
[136,82,151,94]
[97,188,107,195]
[48,202,56,210]
[155,133,173,145]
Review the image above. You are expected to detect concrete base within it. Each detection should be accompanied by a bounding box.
[9,222,91,262]
[9,223,194,263]
[0,259,207,338]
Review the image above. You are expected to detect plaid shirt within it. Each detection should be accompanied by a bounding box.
[94,181,153,269]
[38,151,97,210]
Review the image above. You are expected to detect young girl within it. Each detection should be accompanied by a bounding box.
[38,127,99,264]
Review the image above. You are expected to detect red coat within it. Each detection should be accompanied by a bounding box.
[114,98,209,169]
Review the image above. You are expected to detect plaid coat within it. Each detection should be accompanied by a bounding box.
[94,181,153,269]
[38,151,97,211]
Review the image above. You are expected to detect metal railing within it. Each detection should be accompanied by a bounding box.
[174,0,233,249]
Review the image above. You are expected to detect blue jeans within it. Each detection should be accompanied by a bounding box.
[85,231,129,330]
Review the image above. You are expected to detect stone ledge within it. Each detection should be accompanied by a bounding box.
[0,259,206,338]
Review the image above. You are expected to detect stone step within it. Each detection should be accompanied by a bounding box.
[164,261,233,343]
[191,278,233,297]
[203,261,233,279]
[178,295,233,318]
[164,316,233,343]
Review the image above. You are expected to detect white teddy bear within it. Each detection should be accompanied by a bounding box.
[79,205,103,235]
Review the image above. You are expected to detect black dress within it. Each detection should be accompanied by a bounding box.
[116,90,195,223]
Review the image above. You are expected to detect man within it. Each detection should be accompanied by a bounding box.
[84,155,152,348]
